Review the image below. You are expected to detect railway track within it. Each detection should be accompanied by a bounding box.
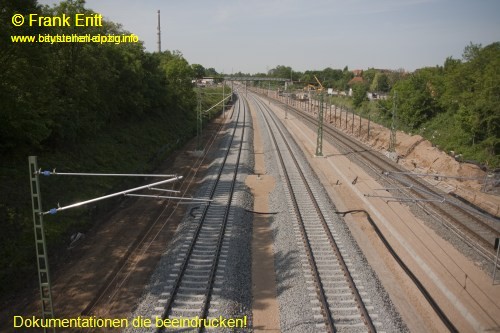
[154,95,248,332]
[77,100,234,323]
[263,92,500,262]
[249,94,377,332]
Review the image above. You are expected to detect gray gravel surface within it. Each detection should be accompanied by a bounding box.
[249,93,408,333]
[124,99,253,332]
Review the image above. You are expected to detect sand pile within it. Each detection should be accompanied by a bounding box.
[326,107,499,217]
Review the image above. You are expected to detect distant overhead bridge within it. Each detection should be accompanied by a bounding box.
[224,77,291,82]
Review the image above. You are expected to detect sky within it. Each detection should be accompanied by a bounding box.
[38,0,500,74]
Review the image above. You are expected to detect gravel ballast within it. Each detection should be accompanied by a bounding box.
[124,99,253,332]
[249,93,409,333]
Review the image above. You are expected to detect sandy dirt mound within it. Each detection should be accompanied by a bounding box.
[321,103,499,217]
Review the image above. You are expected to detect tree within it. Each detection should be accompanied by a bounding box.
[0,0,55,151]
[321,67,343,88]
[269,65,292,79]
[454,43,500,160]
[352,83,369,108]
[362,68,377,87]
[370,72,390,92]
[462,42,482,62]
[391,69,443,130]
[191,64,205,79]
[387,68,406,87]
[159,51,196,112]
[339,68,354,91]
[205,67,218,77]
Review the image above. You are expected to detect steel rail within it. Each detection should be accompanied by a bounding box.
[266,92,500,258]
[336,209,458,333]
[251,95,376,333]
[198,96,247,330]
[157,94,246,333]
[251,91,463,333]
[80,101,232,320]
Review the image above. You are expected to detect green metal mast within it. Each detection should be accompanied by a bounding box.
[29,156,55,333]
[196,87,202,151]
[315,93,324,157]
[389,91,397,153]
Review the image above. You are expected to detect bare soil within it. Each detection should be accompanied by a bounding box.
[307,97,500,217]
[246,100,280,333]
